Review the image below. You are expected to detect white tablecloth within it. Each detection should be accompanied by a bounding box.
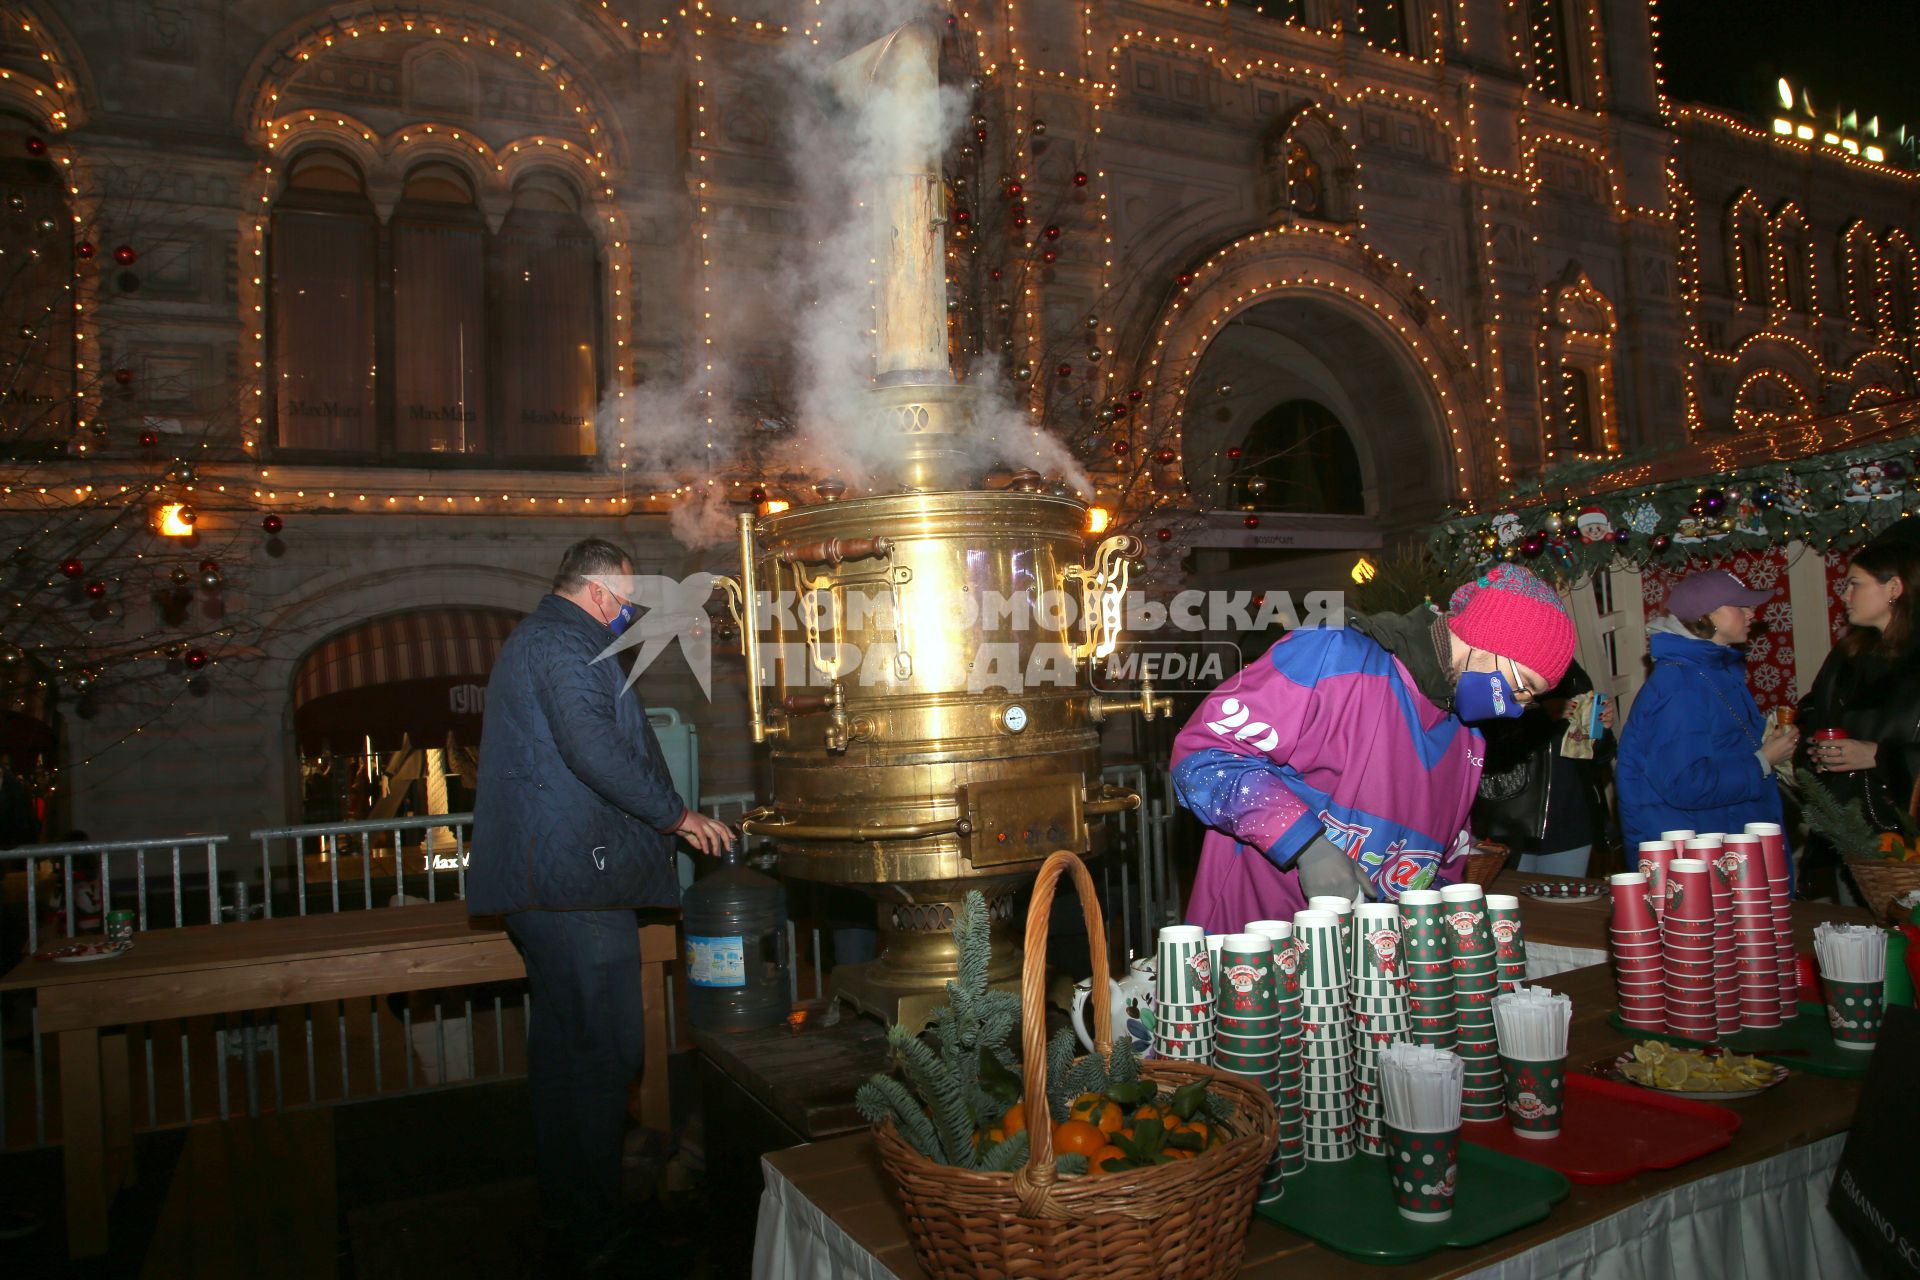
[752,1134,1866,1280]
[1527,943,1609,981]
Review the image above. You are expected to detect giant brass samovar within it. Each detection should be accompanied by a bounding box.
[716,20,1167,1027]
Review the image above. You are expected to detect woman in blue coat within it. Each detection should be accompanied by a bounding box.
[1616,570,1800,857]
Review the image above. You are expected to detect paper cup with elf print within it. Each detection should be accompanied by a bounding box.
[1440,883,1494,961]
[1216,933,1278,1017]
[1290,909,1347,991]
[1824,980,1886,1049]
[1485,894,1527,987]
[1248,921,1301,998]
[1348,902,1403,985]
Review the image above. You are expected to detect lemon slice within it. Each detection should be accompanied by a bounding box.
[1655,1057,1693,1090]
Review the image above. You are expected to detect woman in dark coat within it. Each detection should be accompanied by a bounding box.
[1801,538,1920,839]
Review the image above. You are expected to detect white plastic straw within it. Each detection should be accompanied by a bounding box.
[1380,1044,1463,1131]
[1813,923,1888,982]
[1491,987,1573,1059]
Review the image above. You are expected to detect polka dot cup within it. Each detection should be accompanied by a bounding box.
[1384,1124,1460,1223]
[1824,978,1884,1051]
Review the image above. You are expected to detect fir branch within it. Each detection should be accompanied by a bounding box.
[977,1129,1031,1173]
[889,1022,977,1168]
[854,1077,942,1161]
[1044,1027,1078,1124]
[1799,778,1883,857]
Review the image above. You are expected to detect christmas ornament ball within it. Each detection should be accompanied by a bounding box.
[84,580,107,599]
[1244,515,1261,529]
[138,429,158,447]
[59,558,84,579]
[1155,528,1173,542]
[1519,534,1547,558]
[24,136,46,157]
[262,513,284,535]
[170,567,191,586]
[1700,488,1726,515]
[1651,534,1672,553]
[1154,448,1177,464]
[76,240,94,260]
[1073,171,1089,186]
[184,648,208,670]
[198,558,220,576]
[1613,528,1631,545]
[1109,439,1130,455]
[199,570,221,589]
[112,244,137,265]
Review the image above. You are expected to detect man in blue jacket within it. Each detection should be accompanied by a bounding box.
[469,537,733,1273]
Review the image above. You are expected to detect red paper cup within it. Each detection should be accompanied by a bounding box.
[1608,872,1656,930]
[1722,836,1766,889]
[1665,858,1714,920]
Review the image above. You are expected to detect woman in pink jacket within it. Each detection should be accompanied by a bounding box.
[1172,564,1575,931]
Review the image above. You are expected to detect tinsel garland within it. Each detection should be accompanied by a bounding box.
[1429,435,1920,583]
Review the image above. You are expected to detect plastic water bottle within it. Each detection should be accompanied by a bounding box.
[682,846,791,1033]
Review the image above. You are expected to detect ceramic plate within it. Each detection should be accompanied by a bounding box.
[1520,881,1605,904]
[38,940,133,964]
[1603,1051,1787,1101]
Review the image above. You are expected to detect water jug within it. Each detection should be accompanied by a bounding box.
[683,847,791,1033]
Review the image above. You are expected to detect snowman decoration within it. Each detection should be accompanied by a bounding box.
[1492,512,1524,546]
[1575,506,1614,543]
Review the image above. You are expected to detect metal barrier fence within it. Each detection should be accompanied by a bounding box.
[0,768,1184,1152]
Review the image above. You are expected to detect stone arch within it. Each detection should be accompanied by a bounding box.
[1726,189,1767,305]
[1769,201,1812,312]
[0,2,93,132]
[1125,228,1489,515]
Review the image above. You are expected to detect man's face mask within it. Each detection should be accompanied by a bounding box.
[607,599,640,637]
[1455,663,1526,721]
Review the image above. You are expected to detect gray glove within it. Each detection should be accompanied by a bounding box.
[1294,835,1373,904]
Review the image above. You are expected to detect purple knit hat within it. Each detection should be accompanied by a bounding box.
[1446,564,1575,686]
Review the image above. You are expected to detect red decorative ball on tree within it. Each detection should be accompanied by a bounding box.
[1243,515,1261,529]
[1519,533,1547,558]
[1043,224,1061,241]
[1109,439,1130,455]
[988,266,1002,282]
[113,368,133,385]
[76,241,95,260]
[1011,216,1028,230]
[138,429,158,447]
[184,648,208,671]
[1006,182,1023,200]
[1110,403,1128,419]
[1073,171,1089,187]
[1041,249,1057,264]
[1128,389,1143,401]
[25,136,46,157]
[953,208,971,226]
[113,245,137,265]
[1177,272,1195,287]
[1226,447,1242,460]
[1155,528,1173,542]
[748,486,767,504]
[84,580,107,599]
[1056,362,1073,378]
[262,513,284,535]
[1154,449,1177,464]
[198,558,220,577]
[59,558,84,578]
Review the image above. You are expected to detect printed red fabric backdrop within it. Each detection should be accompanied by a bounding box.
[1639,548,1797,711]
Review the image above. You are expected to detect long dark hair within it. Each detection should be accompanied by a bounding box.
[1840,540,1920,659]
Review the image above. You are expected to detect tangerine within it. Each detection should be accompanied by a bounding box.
[1052,1119,1108,1157]
[1001,1102,1027,1136]
[1089,1144,1129,1175]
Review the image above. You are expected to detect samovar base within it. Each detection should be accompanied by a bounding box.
[829,876,1028,1028]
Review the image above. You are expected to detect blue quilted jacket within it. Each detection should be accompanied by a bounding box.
[466,593,688,914]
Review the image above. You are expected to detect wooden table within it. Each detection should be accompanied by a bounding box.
[757,879,1878,1280]
[0,901,676,1258]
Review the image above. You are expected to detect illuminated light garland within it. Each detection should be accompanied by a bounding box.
[1730,368,1811,435]
[0,7,81,130]
[1535,272,1620,461]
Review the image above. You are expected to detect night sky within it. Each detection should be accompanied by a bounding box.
[1657,0,1920,133]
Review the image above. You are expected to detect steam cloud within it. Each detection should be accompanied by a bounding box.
[597,0,1089,547]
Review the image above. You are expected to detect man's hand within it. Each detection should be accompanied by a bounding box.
[1295,835,1372,904]
[672,810,737,857]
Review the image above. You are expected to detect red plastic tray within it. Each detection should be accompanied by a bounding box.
[1459,1072,1739,1184]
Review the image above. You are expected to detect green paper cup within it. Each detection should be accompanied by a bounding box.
[1217,933,1279,1016]
[1291,909,1347,989]
[1157,925,1206,1004]
[1823,978,1885,1050]
[1499,1055,1567,1138]
[1385,1125,1460,1222]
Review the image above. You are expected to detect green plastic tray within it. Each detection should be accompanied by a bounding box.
[1605,1002,1872,1079]
[1253,1143,1571,1264]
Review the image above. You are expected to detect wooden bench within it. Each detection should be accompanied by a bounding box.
[0,901,676,1258]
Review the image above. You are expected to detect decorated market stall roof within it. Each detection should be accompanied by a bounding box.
[1432,395,1920,582]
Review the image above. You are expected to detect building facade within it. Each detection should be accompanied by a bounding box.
[0,0,1915,843]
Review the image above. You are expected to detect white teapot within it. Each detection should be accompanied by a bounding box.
[1070,957,1156,1055]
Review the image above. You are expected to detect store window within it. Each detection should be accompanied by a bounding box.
[0,115,75,454]
[1527,0,1577,103]
[1226,399,1365,515]
[267,153,602,462]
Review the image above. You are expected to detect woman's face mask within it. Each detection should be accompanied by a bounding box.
[1455,663,1527,721]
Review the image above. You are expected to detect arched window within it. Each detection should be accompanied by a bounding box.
[1775,212,1810,312]
[267,154,603,461]
[0,115,72,452]
[271,149,378,451]
[1356,0,1412,54]
[1884,234,1916,335]
[1228,399,1364,515]
[1543,271,1618,456]
[495,174,599,457]
[1285,141,1324,219]
[1563,367,1597,452]
[392,163,485,455]
[1527,0,1576,103]
[1843,224,1879,328]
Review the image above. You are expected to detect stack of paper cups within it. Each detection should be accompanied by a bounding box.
[1440,884,1504,1121]
[1400,890,1456,1050]
[1212,932,1287,1201]
[1292,909,1355,1162]
[1246,922,1306,1177]
[1687,835,1741,1035]
[1745,822,1797,1017]
[1722,834,1782,1029]
[1154,925,1214,1061]
[1639,841,1679,924]
[1308,896,1357,983]
[1487,894,1528,992]
[1348,902,1410,1156]
[1661,858,1718,1040]
[1609,871,1665,1029]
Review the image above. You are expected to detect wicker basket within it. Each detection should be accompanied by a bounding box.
[872,850,1279,1280]
[1462,841,1509,888]
[1845,856,1920,926]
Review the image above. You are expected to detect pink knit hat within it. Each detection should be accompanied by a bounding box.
[1446,564,1575,686]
